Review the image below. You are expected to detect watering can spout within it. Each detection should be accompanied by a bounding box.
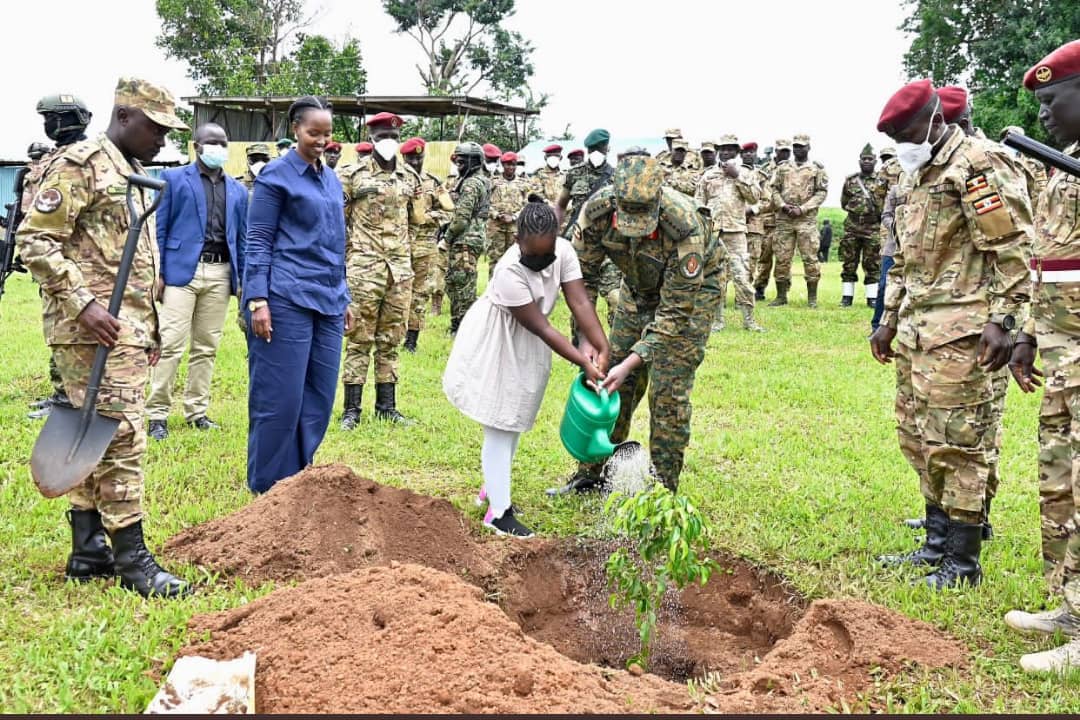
[591,428,617,458]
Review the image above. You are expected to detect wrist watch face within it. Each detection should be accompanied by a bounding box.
[1000,315,1016,331]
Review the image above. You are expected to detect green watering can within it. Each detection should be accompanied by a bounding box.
[560,372,621,463]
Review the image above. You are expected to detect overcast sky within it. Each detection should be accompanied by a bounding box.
[3,0,914,203]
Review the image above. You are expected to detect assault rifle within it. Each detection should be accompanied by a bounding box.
[0,166,29,304]
[1002,132,1080,178]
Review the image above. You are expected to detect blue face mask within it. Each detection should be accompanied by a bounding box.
[199,143,229,169]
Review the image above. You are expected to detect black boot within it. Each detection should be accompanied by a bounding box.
[374,383,412,425]
[110,521,190,598]
[925,519,983,589]
[340,383,362,430]
[449,318,461,336]
[768,282,789,307]
[840,295,853,307]
[806,280,819,308]
[754,286,766,302]
[983,497,994,541]
[880,502,948,567]
[65,509,115,582]
[403,328,419,354]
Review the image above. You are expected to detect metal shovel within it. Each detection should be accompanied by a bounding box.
[31,173,166,498]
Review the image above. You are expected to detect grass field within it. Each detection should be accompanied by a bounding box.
[0,248,1077,713]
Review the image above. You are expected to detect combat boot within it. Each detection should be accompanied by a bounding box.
[806,279,819,308]
[841,282,854,307]
[866,298,876,308]
[403,329,419,354]
[65,509,115,582]
[1005,605,1080,637]
[741,305,765,332]
[340,383,362,430]
[449,318,460,336]
[754,286,766,302]
[768,282,789,307]
[1020,639,1080,674]
[374,383,413,425]
[879,502,948,567]
[110,521,190,598]
[924,519,982,590]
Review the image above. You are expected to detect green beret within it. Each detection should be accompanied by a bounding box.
[861,142,875,157]
[584,128,610,149]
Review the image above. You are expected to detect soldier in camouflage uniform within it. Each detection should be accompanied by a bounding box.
[236,143,271,196]
[768,134,828,307]
[700,142,717,173]
[486,151,530,276]
[530,143,566,203]
[999,126,1049,201]
[445,141,491,334]
[872,79,1033,590]
[401,137,454,353]
[16,77,191,599]
[337,112,414,428]
[663,138,700,197]
[656,128,702,171]
[557,152,721,493]
[696,134,764,332]
[839,144,888,307]
[1003,44,1080,672]
[754,138,790,300]
[878,146,903,190]
[741,142,768,275]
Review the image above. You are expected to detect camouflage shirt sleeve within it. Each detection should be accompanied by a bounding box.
[881,236,906,329]
[801,166,828,213]
[15,160,98,320]
[446,176,478,241]
[573,191,612,293]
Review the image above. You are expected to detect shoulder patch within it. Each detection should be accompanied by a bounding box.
[61,139,98,166]
[584,188,616,222]
[680,252,703,279]
[657,189,697,241]
[34,187,63,214]
[972,193,1004,215]
[965,173,989,195]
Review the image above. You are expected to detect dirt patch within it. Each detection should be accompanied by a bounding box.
[181,563,694,714]
[497,540,804,681]
[166,464,495,585]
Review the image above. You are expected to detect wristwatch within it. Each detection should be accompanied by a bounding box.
[247,299,268,312]
[989,313,1016,332]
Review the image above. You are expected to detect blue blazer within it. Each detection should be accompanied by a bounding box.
[156,163,248,294]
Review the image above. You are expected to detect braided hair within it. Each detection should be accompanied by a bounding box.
[288,95,332,125]
[516,200,558,240]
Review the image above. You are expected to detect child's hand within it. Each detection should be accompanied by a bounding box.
[582,361,606,390]
[600,360,633,393]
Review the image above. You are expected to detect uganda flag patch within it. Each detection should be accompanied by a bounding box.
[973,193,1004,215]
[965,174,989,194]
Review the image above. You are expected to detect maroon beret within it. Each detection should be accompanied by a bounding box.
[482,143,502,159]
[877,79,936,134]
[324,141,341,152]
[567,148,584,157]
[1025,40,1080,91]
[740,142,758,152]
[400,138,423,156]
[543,144,563,154]
[355,142,373,153]
[938,86,970,123]
[366,112,403,129]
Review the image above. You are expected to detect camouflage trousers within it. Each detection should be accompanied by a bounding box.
[772,218,821,284]
[343,262,412,385]
[432,247,448,306]
[408,234,438,331]
[839,227,882,285]
[54,343,148,532]
[486,220,515,278]
[1039,384,1080,600]
[577,263,721,491]
[447,242,480,326]
[894,337,994,524]
[747,231,764,279]
[49,352,64,395]
[754,231,776,289]
[716,231,755,312]
[986,368,1009,501]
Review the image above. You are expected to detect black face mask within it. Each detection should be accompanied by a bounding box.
[520,252,557,272]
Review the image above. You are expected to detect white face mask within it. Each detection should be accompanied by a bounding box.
[546,155,561,169]
[896,101,940,175]
[486,160,499,173]
[588,150,606,167]
[374,138,399,161]
[198,143,229,169]
[250,160,266,176]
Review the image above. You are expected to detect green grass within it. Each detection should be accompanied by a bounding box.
[1,246,1077,713]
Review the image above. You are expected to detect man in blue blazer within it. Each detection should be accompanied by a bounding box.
[147,123,247,440]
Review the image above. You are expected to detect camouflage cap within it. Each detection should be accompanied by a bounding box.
[246,143,271,157]
[792,133,810,146]
[671,138,689,151]
[860,142,875,157]
[699,142,716,152]
[114,77,187,130]
[663,128,682,138]
[613,156,663,238]
[879,146,896,158]
[717,133,739,147]
[775,138,792,149]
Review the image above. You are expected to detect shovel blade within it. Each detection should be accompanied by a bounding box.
[31,405,120,498]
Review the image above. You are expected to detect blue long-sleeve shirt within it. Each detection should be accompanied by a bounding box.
[242,149,350,315]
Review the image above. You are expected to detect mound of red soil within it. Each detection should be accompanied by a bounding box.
[166,464,494,584]
[705,598,968,713]
[181,563,694,714]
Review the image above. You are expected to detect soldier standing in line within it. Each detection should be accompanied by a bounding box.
[768,133,828,307]
[657,127,702,171]
[531,143,566,203]
[554,152,720,494]
[664,138,700,197]
[872,79,1033,590]
[741,142,768,275]
[1004,39,1080,672]
[444,142,491,335]
[696,134,765,333]
[401,137,454,353]
[482,143,502,181]
[839,143,888,307]
[355,141,373,163]
[323,140,342,170]
[753,138,790,300]
[567,148,585,168]
[237,143,271,195]
[700,142,717,172]
[16,77,192,598]
[999,126,1049,200]
[878,146,903,189]
[275,137,293,156]
[337,112,414,428]
[486,151,530,276]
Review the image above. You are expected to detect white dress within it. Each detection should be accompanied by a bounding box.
[443,237,583,432]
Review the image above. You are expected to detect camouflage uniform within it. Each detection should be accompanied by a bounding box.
[445,172,490,328]
[404,166,453,330]
[1027,141,1080,597]
[338,157,414,385]
[744,164,770,273]
[486,173,529,276]
[530,166,565,204]
[664,161,700,198]
[16,134,160,532]
[882,128,1032,525]
[879,156,903,191]
[839,170,888,291]
[770,156,828,295]
[573,161,721,491]
[564,161,623,330]
[753,152,785,294]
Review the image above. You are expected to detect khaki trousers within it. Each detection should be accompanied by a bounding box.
[146,261,232,423]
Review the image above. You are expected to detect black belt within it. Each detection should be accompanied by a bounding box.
[200,251,228,264]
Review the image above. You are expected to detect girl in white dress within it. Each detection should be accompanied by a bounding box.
[443,201,609,537]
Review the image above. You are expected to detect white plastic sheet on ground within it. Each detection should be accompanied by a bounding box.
[145,651,256,714]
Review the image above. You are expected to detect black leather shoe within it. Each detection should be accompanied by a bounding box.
[148,420,169,441]
[110,521,190,599]
[187,416,220,431]
[880,502,948,567]
[65,509,115,582]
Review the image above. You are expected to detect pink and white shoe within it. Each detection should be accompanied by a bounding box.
[483,507,534,538]
[474,486,488,508]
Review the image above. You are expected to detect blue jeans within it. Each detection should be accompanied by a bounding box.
[246,294,344,493]
[871,255,894,332]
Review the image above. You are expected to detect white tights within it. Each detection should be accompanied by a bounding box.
[481,425,521,518]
